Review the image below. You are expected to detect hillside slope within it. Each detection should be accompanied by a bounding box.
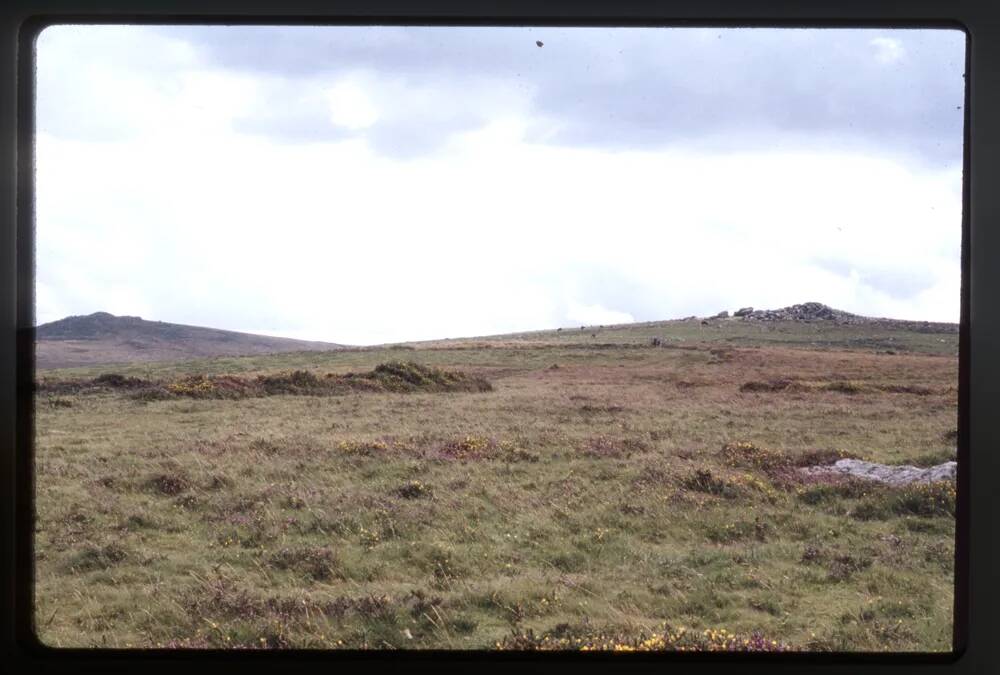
[35,312,344,369]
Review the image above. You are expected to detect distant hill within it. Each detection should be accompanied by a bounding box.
[35,312,345,369]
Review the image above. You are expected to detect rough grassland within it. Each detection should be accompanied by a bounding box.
[33,322,958,651]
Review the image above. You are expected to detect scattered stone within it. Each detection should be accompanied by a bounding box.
[734,307,754,317]
[712,311,730,319]
[799,459,956,486]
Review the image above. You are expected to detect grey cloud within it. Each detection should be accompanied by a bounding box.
[157,25,964,164]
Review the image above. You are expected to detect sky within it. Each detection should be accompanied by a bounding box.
[34,25,965,345]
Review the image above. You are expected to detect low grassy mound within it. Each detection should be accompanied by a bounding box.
[36,372,152,394]
[357,361,493,393]
[740,380,940,396]
[40,362,493,401]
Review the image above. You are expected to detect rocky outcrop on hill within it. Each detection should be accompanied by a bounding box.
[799,458,956,486]
[743,302,856,323]
[713,302,958,334]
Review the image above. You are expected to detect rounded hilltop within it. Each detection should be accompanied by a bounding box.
[35,311,146,340]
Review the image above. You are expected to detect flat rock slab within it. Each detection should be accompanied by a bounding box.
[799,459,956,486]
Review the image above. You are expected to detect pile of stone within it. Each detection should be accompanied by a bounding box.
[799,458,956,486]
[741,302,860,323]
[703,301,958,333]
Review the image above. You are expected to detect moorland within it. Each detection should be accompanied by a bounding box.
[32,304,958,651]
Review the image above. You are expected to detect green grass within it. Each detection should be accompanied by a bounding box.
[33,325,957,651]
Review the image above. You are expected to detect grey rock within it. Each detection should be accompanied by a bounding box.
[712,311,730,319]
[734,307,754,317]
[799,459,956,486]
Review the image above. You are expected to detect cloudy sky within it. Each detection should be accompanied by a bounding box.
[34,25,965,344]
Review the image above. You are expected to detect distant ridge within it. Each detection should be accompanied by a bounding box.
[35,312,345,369]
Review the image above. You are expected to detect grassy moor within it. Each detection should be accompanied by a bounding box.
[32,305,958,652]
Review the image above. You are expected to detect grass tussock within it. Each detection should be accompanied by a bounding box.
[65,542,129,572]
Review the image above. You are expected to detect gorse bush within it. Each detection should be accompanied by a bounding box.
[719,441,790,472]
[437,436,538,462]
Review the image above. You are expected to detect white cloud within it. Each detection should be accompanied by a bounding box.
[871,37,906,65]
[326,77,380,130]
[566,303,635,327]
[33,26,963,344]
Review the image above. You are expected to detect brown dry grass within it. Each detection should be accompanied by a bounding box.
[33,336,957,651]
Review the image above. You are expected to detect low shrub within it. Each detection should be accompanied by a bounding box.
[682,468,740,499]
[852,481,956,520]
[44,397,74,408]
[705,518,771,544]
[129,386,176,402]
[66,542,129,572]
[789,447,862,467]
[336,439,392,456]
[822,381,865,394]
[827,554,873,582]
[740,379,796,393]
[92,373,149,388]
[144,472,189,496]
[267,546,342,581]
[257,370,324,395]
[437,436,537,462]
[796,479,875,505]
[719,441,789,472]
[368,361,493,393]
[396,480,432,499]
